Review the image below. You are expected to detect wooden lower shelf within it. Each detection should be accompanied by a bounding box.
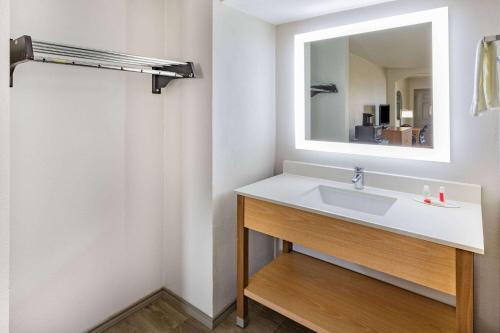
[244,252,455,333]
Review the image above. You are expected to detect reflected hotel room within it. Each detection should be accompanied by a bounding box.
[304,23,433,148]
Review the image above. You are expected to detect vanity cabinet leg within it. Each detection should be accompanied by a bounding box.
[456,249,474,333]
[237,195,249,328]
[283,240,293,253]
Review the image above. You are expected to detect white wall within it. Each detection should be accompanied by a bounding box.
[10,1,165,332]
[8,0,272,327]
[309,38,349,142]
[212,1,276,315]
[385,67,431,125]
[348,53,387,139]
[162,0,214,317]
[276,1,500,332]
[0,0,10,331]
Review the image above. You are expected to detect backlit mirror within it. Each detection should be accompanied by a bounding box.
[295,8,450,162]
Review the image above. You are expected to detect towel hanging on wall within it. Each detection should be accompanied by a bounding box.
[472,38,500,116]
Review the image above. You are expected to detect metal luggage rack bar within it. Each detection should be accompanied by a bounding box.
[310,83,338,97]
[10,35,196,94]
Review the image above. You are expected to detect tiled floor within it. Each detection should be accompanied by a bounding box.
[102,296,313,333]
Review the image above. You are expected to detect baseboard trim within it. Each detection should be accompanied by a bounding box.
[213,300,236,328]
[160,288,235,330]
[86,288,235,332]
[87,288,165,333]
[161,288,215,329]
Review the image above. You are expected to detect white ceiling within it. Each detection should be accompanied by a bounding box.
[348,22,432,69]
[221,0,399,25]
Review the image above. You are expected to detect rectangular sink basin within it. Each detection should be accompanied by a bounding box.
[301,185,397,216]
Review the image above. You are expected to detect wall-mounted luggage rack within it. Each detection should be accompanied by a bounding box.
[483,34,500,63]
[10,35,196,94]
[483,34,499,43]
[311,83,338,97]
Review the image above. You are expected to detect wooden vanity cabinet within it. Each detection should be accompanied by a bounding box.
[236,195,473,333]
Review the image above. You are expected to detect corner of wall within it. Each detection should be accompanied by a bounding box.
[212,1,276,316]
[0,0,10,331]
[162,0,215,318]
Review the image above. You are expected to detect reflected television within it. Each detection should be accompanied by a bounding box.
[379,104,390,126]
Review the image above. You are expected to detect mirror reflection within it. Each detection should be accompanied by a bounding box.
[305,22,433,148]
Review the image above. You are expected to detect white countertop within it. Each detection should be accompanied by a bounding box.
[235,173,484,254]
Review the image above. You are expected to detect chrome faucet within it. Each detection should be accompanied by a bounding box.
[352,167,365,190]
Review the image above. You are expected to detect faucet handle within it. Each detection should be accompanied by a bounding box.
[354,166,364,173]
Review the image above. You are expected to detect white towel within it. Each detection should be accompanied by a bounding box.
[471,39,500,116]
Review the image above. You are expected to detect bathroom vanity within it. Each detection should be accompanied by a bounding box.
[235,162,484,333]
